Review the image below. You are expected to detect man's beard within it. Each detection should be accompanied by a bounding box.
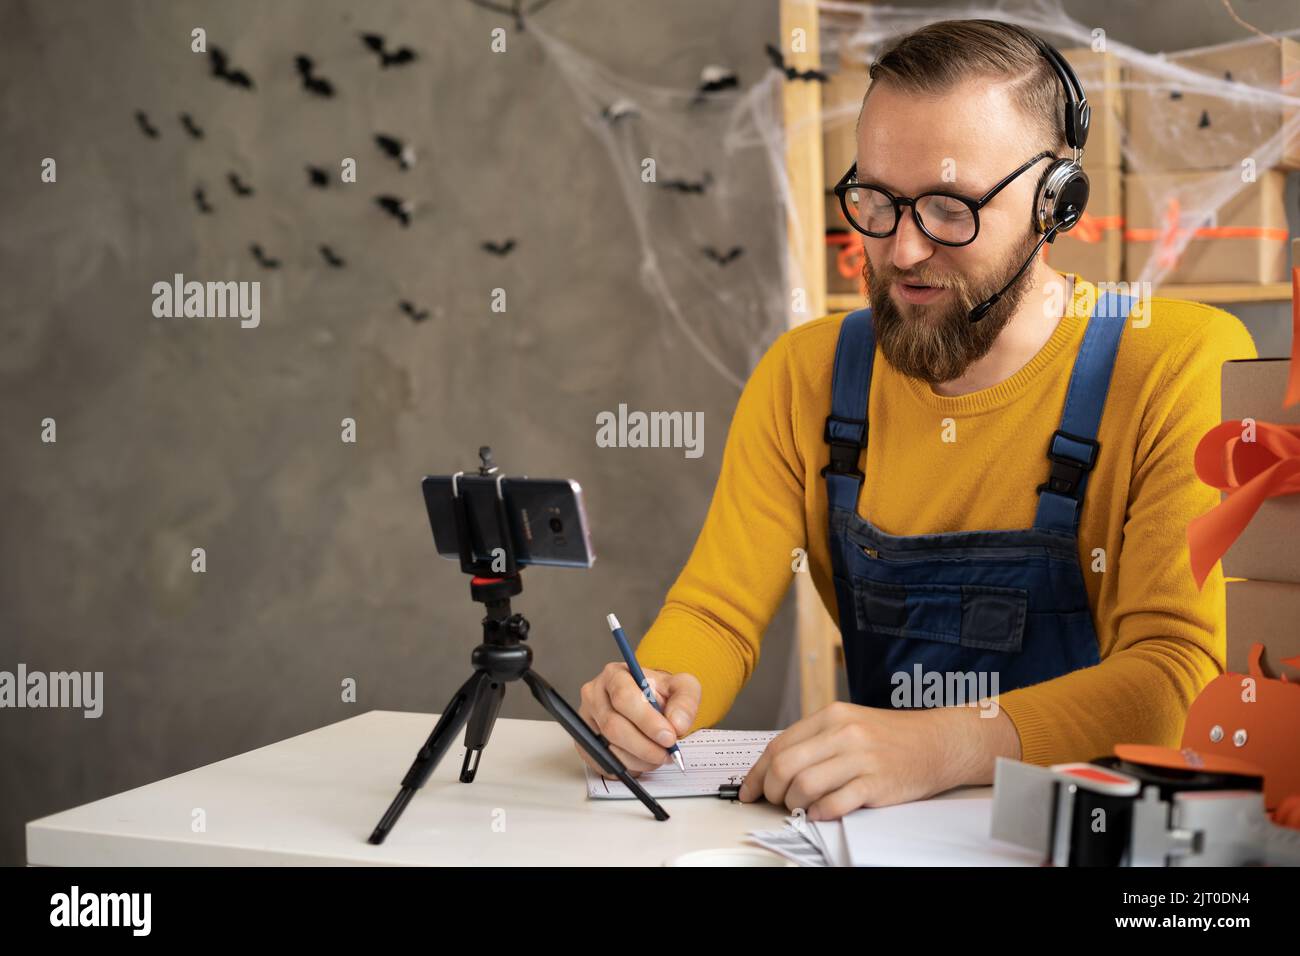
[862,231,1040,386]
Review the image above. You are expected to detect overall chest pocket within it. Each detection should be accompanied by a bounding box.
[852,579,1027,653]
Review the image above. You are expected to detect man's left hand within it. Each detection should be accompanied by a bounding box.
[737,701,1019,820]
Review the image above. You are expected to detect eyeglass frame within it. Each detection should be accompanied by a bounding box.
[832,150,1056,248]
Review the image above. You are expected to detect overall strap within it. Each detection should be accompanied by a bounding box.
[823,308,875,514]
[1033,289,1135,534]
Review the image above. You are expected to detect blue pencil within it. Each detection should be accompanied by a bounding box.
[606,613,687,773]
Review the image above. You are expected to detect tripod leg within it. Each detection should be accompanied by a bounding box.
[460,676,506,783]
[368,670,490,844]
[522,668,670,822]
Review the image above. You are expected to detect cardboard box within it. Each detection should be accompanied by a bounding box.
[1125,36,1300,172]
[823,66,870,299]
[1219,357,1300,584]
[822,66,870,188]
[825,193,866,297]
[1061,47,1126,171]
[1124,169,1289,283]
[1044,162,1123,282]
[1226,579,1300,674]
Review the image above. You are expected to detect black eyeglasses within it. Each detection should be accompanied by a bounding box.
[832,151,1054,247]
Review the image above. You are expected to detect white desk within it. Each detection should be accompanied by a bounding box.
[27,710,792,866]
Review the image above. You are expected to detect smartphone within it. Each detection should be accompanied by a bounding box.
[421,474,596,569]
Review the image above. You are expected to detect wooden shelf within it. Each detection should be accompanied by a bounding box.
[826,282,1292,313]
[1152,282,1293,304]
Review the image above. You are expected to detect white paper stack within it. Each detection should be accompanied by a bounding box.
[747,815,850,867]
[749,791,1042,866]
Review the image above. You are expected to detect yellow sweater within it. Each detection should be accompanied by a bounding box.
[636,274,1259,766]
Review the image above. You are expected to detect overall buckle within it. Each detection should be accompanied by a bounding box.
[1036,429,1101,498]
[822,415,867,480]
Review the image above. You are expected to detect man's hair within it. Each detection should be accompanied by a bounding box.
[861,19,1069,155]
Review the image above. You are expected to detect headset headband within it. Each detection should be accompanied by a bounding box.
[1032,36,1090,153]
[968,20,1090,155]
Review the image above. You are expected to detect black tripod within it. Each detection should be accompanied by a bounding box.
[368,450,668,844]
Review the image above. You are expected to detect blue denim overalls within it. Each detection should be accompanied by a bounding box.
[824,290,1135,707]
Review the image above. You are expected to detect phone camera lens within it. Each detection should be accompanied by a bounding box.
[549,517,563,533]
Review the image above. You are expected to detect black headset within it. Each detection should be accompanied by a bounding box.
[962,20,1092,320]
[975,19,1092,236]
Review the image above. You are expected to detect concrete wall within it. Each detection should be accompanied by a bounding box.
[0,0,787,866]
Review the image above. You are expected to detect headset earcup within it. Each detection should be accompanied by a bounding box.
[1032,163,1055,234]
[1035,161,1090,236]
[1055,165,1090,234]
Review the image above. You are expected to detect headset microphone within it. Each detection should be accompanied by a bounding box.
[967,208,1077,323]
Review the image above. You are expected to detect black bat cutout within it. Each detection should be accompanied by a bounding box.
[661,171,713,194]
[193,187,213,214]
[481,239,516,256]
[1169,90,1183,100]
[702,245,743,266]
[180,113,204,139]
[250,243,281,269]
[209,47,255,89]
[319,245,345,268]
[374,134,414,169]
[690,68,739,105]
[399,300,430,322]
[763,44,828,83]
[361,32,417,68]
[135,110,159,138]
[375,195,413,227]
[306,165,330,188]
[305,75,334,97]
[227,172,254,196]
[294,55,336,98]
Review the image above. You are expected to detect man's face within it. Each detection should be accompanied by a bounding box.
[855,80,1049,386]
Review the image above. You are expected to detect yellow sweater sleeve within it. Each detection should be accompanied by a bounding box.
[635,331,805,730]
[997,312,1259,764]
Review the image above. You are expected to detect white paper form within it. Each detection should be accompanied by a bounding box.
[585,729,779,799]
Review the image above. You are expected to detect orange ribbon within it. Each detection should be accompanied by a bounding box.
[825,230,866,282]
[1060,211,1125,245]
[1123,196,1288,270]
[826,199,867,286]
[1188,419,1300,588]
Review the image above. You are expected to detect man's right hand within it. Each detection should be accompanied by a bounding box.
[575,663,702,777]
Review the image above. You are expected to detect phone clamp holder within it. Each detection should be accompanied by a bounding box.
[368,447,669,844]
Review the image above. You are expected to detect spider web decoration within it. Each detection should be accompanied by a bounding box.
[529,19,796,390]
